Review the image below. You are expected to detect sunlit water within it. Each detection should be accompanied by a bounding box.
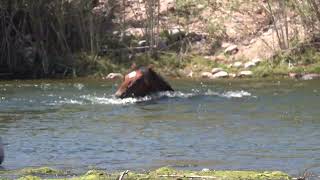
[0,78,320,175]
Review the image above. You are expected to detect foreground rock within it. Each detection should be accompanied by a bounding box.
[115,66,174,98]
[5,167,291,180]
[0,137,3,165]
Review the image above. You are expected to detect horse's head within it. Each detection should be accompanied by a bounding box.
[115,66,173,98]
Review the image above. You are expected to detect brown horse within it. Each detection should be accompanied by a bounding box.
[115,66,174,98]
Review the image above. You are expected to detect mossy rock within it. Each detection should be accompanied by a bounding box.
[17,176,41,180]
[150,167,291,180]
[20,167,63,176]
[3,167,292,180]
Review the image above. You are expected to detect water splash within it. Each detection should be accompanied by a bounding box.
[221,90,252,98]
[71,90,253,105]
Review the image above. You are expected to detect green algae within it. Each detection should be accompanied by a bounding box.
[5,167,292,180]
[149,167,291,180]
[17,176,41,180]
[19,167,63,176]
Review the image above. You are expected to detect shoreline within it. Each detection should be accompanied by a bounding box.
[2,52,320,81]
[0,166,293,180]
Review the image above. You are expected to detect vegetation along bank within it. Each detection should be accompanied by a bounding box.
[0,0,320,80]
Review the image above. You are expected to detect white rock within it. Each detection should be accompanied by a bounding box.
[232,61,243,68]
[224,44,238,54]
[169,27,185,36]
[202,168,210,172]
[197,4,205,9]
[138,40,147,46]
[104,73,123,80]
[212,71,229,78]
[211,67,223,74]
[201,72,213,79]
[250,39,256,44]
[244,61,256,69]
[229,73,237,78]
[301,74,320,80]
[252,58,262,64]
[239,70,253,77]
[221,42,231,48]
[187,71,193,78]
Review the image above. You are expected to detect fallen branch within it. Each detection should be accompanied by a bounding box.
[158,174,217,179]
[118,170,130,180]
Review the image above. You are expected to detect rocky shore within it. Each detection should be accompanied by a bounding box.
[0,167,292,180]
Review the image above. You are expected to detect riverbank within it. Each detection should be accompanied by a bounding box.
[1,0,320,80]
[0,167,292,180]
[79,46,320,81]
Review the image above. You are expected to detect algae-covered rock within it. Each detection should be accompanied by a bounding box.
[17,176,41,180]
[1,167,292,180]
[79,170,111,180]
[151,167,291,180]
[20,167,63,176]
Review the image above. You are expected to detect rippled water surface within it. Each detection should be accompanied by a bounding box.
[0,78,320,175]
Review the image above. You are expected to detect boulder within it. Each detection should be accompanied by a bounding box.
[201,72,213,79]
[103,73,123,80]
[252,58,262,65]
[187,71,193,78]
[244,58,263,69]
[211,68,223,74]
[221,42,231,48]
[232,61,243,68]
[202,168,210,172]
[212,71,229,78]
[224,44,238,55]
[301,74,320,80]
[229,73,237,78]
[197,4,205,9]
[244,61,256,69]
[125,28,144,37]
[213,55,227,62]
[238,70,253,77]
[168,28,185,36]
[138,40,147,46]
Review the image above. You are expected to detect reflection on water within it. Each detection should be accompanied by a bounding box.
[0,79,320,175]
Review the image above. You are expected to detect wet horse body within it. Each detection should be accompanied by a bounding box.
[115,67,174,98]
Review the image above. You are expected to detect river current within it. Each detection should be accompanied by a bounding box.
[0,79,319,175]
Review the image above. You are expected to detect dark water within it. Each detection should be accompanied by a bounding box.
[0,78,320,175]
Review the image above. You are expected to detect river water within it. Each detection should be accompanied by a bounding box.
[0,78,319,175]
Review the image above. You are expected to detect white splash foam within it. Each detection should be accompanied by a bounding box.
[74,83,85,90]
[221,90,252,98]
[45,90,253,106]
[48,98,85,105]
[81,95,152,105]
